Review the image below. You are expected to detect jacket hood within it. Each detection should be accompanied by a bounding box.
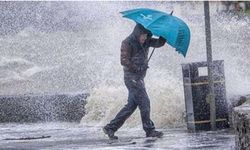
[131,24,152,41]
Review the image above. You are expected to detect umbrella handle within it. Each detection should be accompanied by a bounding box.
[147,48,156,63]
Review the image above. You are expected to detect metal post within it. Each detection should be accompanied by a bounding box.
[204,1,216,130]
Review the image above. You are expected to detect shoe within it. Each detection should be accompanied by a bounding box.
[146,130,163,138]
[103,126,118,140]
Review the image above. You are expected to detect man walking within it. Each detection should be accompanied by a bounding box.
[103,23,166,140]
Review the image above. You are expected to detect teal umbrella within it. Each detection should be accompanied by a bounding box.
[120,8,190,57]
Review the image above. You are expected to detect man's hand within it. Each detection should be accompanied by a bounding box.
[159,36,167,42]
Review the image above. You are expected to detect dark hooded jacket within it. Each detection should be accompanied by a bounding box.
[121,24,166,78]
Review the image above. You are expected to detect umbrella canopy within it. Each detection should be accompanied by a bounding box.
[120,8,190,57]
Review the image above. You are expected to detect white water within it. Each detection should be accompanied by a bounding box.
[0,1,250,128]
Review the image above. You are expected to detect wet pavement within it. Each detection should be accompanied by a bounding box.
[0,122,235,150]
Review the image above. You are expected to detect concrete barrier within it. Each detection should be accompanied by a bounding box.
[0,93,89,123]
[232,95,250,150]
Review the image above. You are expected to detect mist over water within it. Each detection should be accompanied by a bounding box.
[0,1,249,128]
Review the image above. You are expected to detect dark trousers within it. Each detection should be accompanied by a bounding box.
[105,76,155,134]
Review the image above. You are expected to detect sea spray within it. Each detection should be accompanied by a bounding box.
[81,67,186,128]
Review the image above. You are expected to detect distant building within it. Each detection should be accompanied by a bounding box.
[217,1,250,15]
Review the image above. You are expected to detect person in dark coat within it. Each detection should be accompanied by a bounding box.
[103,23,166,139]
